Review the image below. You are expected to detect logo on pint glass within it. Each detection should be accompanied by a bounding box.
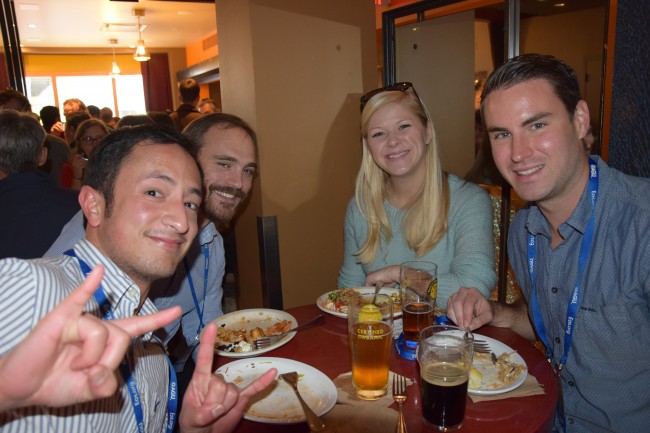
[427,279,438,300]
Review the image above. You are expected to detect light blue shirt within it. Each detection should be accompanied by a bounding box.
[45,210,225,369]
[509,157,650,432]
[338,174,496,307]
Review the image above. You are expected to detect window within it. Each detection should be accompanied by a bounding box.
[25,74,146,118]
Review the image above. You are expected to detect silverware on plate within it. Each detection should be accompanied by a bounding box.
[254,314,325,349]
[279,371,326,432]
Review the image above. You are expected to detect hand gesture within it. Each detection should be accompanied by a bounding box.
[0,265,182,411]
[179,323,277,433]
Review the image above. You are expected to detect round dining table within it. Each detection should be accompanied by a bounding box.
[214,304,558,433]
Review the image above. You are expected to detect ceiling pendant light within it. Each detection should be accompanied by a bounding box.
[109,39,121,75]
[133,8,150,62]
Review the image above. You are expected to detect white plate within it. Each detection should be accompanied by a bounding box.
[469,334,528,395]
[209,309,298,358]
[215,357,337,423]
[316,287,402,318]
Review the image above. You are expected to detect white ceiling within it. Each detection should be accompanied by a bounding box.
[14,0,217,50]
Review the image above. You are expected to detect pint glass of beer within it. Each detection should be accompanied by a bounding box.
[348,293,394,400]
[400,261,437,348]
[418,325,474,431]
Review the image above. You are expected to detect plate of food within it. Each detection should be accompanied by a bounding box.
[316,287,402,318]
[208,309,298,358]
[468,334,528,395]
[215,357,337,423]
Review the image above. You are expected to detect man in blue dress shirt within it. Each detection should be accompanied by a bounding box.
[446,54,650,432]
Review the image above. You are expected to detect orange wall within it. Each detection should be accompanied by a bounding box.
[185,30,218,66]
[24,54,141,75]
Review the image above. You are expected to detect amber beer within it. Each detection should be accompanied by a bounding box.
[400,261,437,346]
[421,362,468,428]
[348,293,394,400]
[350,321,392,398]
[402,302,434,343]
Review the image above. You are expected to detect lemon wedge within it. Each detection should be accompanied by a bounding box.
[358,304,382,322]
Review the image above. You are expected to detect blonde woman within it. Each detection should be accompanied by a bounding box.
[338,83,496,307]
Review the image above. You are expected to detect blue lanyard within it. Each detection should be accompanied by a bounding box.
[527,158,599,371]
[65,250,177,433]
[183,243,209,339]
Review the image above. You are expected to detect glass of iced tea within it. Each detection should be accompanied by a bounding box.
[347,293,394,400]
[399,261,437,349]
[418,325,474,431]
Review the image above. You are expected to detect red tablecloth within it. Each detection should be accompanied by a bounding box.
[214,304,557,433]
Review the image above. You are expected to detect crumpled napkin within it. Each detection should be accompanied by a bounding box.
[469,374,545,402]
[333,371,413,407]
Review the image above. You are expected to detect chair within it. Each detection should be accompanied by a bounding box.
[480,184,527,304]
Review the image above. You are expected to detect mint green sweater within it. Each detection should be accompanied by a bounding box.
[338,175,496,308]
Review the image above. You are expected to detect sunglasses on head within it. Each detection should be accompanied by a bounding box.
[359,82,416,112]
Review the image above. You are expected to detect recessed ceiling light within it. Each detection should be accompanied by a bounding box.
[554,2,566,6]
[27,24,36,28]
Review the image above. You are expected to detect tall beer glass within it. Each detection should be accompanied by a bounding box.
[418,325,474,431]
[400,261,437,348]
[348,293,394,400]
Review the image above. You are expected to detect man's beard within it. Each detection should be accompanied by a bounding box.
[203,185,247,225]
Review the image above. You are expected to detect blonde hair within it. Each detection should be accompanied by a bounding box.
[355,88,449,263]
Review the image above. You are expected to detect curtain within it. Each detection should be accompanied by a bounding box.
[0,54,10,90]
[140,53,173,113]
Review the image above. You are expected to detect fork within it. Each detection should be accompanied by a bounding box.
[254,314,325,349]
[473,339,491,354]
[280,372,326,432]
[393,374,408,433]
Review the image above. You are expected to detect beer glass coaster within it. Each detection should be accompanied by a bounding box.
[395,333,418,360]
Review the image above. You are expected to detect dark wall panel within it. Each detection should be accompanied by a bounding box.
[608,0,650,177]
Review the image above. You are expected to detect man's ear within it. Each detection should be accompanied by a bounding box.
[573,100,591,139]
[78,185,104,228]
[37,146,48,167]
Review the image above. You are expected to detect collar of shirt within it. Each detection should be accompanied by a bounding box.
[198,221,220,246]
[71,239,159,337]
[525,157,605,242]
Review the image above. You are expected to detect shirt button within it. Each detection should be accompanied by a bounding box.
[551,287,558,294]
[555,337,561,344]
[568,381,575,387]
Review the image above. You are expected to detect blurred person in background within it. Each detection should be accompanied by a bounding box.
[0,110,79,259]
[64,111,91,149]
[198,98,219,114]
[87,104,100,119]
[50,98,88,136]
[148,111,176,130]
[100,106,117,129]
[116,114,154,128]
[60,119,109,189]
[170,78,202,131]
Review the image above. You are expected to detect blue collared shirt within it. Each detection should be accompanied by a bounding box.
[509,157,650,432]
